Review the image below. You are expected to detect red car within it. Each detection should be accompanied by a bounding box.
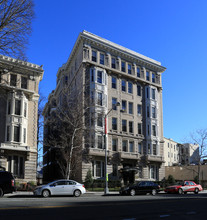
[165,181,203,194]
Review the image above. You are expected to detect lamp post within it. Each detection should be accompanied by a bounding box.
[104,102,120,195]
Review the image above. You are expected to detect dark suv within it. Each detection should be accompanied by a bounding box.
[0,171,16,197]
[120,181,160,196]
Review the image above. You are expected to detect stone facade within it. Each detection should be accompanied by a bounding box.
[43,31,166,183]
[0,55,44,184]
[164,137,199,166]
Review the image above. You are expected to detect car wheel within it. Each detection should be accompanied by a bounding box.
[130,189,136,196]
[178,188,183,195]
[194,188,199,194]
[42,189,50,198]
[74,189,81,197]
[151,189,157,196]
[0,188,4,197]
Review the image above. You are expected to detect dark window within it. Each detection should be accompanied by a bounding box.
[146,71,150,81]
[137,105,142,115]
[121,62,126,72]
[21,76,27,89]
[112,139,117,151]
[24,102,27,117]
[122,140,127,152]
[128,102,133,114]
[152,88,156,99]
[152,107,156,118]
[91,69,94,82]
[128,64,131,74]
[97,114,103,127]
[112,98,117,110]
[112,77,117,89]
[98,136,103,149]
[97,71,102,84]
[152,73,155,83]
[8,100,11,114]
[15,100,21,115]
[10,74,17,86]
[111,58,116,68]
[97,93,102,106]
[152,125,156,136]
[92,50,97,62]
[137,85,141,96]
[14,126,20,142]
[100,53,105,65]
[128,82,133,93]
[7,126,10,141]
[129,141,134,152]
[112,117,117,130]
[138,123,142,134]
[137,67,140,77]
[122,80,126,92]
[13,156,18,176]
[122,100,126,112]
[129,121,133,133]
[122,120,127,132]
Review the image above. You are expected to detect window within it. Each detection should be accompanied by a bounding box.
[8,100,11,114]
[112,164,118,176]
[147,106,150,117]
[152,107,156,118]
[150,165,158,179]
[128,102,133,114]
[137,67,140,77]
[137,104,142,116]
[91,69,94,82]
[152,125,156,136]
[14,126,20,142]
[146,71,150,81]
[122,120,127,132]
[137,85,141,96]
[152,73,155,83]
[128,82,133,94]
[153,144,157,155]
[148,144,151,154]
[111,58,116,68]
[128,64,131,74]
[97,93,102,106]
[122,80,126,92]
[23,128,26,143]
[15,100,21,115]
[97,71,102,84]
[24,102,27,117]
[129,141,134,152]
[112,117,117,130]
[10,74,17,86]
[100,53,105,65]
[121,61,126,72]
[21,77,27,89]
[129,121,133,133]
[112,139,117,151]
[8,156,24,178]
[122,140,127,152]
[152,88,156,100]
[138,123,142,134]
[98,136,103,149]
[7,126,10,141]
[146,87,149,98]
[93,161,104,178]
[97,114,103,127]
[112,98,117,110]
[112,77,117,89]
[122,100,127,112]
[138,143,142,154]
[92,50,97,62]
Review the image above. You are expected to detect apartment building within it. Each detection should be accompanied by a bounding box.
[0,55,44,183]
[164,137,199,166]
[43,31,166,183]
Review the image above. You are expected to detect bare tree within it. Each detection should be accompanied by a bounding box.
[37,88,46,166]
[44,85,91,180]
[0,0,34,59]
[190,129,207,183]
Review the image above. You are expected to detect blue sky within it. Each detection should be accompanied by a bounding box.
[27,0,207,143]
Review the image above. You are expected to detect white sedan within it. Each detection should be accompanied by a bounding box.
[33,179,86,197]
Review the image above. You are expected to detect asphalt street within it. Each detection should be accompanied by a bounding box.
[0,191,207,220]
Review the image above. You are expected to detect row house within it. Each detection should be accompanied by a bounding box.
[0,55,43,183]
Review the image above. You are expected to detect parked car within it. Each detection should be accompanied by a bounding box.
[165,181,203,194]
[119,181,160,196]
[33,179,86,197]
[0,171,16,197]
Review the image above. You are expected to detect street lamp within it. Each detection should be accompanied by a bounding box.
[104,101,120,195]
